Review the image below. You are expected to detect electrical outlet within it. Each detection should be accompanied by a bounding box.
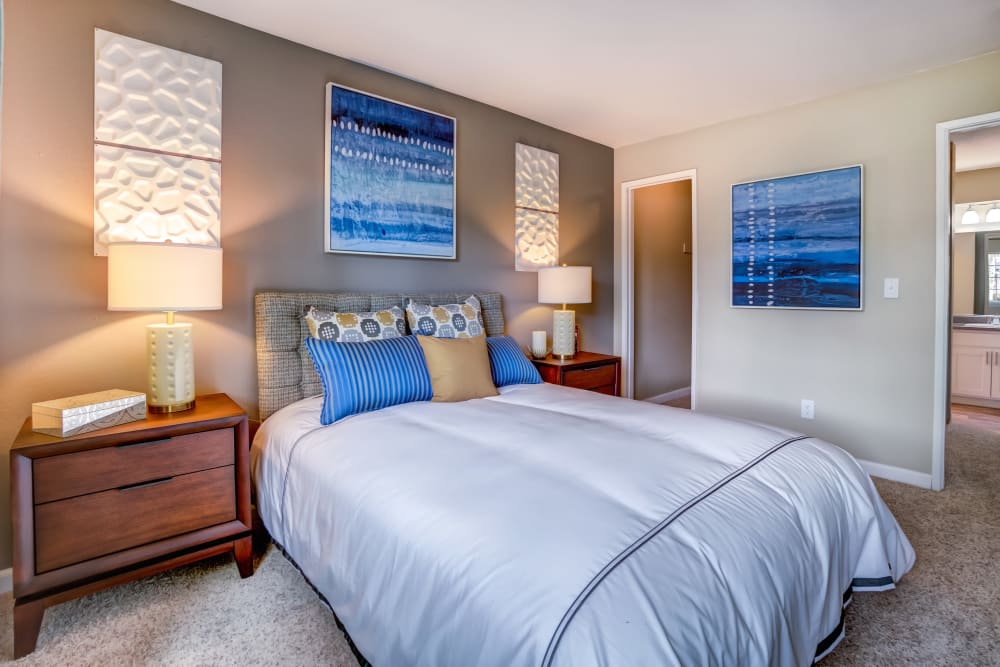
[800,399,815,420]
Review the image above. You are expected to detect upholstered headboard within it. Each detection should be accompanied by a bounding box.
[254,290,505,419]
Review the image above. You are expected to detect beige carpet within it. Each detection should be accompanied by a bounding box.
[825,409,1000,666]
[0,549,357,665]
[3,413,996,665]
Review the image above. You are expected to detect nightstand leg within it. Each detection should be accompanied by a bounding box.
[13,598,45,658]
[234,535,254,578]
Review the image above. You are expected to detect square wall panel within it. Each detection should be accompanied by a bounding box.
[94,145,221,254]
[95,29,221,160]
[515,143,559,212]
[515,209,559,270]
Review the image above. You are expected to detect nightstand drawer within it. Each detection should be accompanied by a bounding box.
[563,364,618,390]
[33,429,234,504]
[34,466,236,573]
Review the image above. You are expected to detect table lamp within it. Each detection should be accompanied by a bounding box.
[107,242,222,413]
[538,265,592,360]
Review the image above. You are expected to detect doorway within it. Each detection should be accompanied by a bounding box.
[618,170,697,405]
[948,125,1000,412]
[934,111,1000,491]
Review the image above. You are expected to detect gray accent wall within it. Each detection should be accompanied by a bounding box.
[0,0,613,567]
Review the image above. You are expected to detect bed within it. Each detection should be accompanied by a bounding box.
[251,289,915,667]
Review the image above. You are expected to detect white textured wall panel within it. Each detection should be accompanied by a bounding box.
[515,209,559,270]
[515,143,559,212]
[515,143,559,270]
[94,146,221,252]
[95,29,222,159]
[94,29,222,255]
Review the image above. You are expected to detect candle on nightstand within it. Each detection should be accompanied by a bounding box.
[531,330,547,359]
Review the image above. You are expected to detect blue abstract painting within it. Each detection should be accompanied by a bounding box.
[325,84,456,258]
[732,165,863,309]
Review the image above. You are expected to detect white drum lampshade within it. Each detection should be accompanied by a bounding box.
[538,265,592,360]
[108,243,222,413]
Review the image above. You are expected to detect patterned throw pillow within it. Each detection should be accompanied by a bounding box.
[304,305,406,342]
[305,335,433,424]
[486,336,543,387]
[405,296,484,338]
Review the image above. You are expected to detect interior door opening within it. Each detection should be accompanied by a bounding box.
[949,123,1000,412]
[618,170,697,407]
[934,110,1000,490]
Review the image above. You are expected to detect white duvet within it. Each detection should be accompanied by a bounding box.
[252,383,914,667]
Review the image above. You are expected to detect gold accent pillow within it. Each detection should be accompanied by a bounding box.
[303,305,406,342]
[416,335,498,402]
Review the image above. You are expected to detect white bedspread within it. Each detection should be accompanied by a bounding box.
[252,383,914,667]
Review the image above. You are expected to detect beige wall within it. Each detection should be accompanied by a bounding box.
[633,181,692,399]
[0,0,613,567]
[615,51,1000,477]
[953,233,976,315]
[952,168,1000,314]
[953,166,1000,203]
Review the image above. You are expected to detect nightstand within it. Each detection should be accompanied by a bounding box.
[10,393,252,658]
[531,351,622,396]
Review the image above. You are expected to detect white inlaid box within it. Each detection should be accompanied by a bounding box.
[32,389,147,438]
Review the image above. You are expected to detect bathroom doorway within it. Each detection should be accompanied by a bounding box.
[934,111,1000,490]
[950,125,1000,408]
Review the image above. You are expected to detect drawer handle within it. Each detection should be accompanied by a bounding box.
[117,438,169,450]
[578,367,604,372]
[118,476,173,492]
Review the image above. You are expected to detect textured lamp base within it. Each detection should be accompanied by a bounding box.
[552,309,576,360]
[147,322,195,413]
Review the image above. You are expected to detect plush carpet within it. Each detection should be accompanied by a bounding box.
[1,411,996,665]
[825,409,1000,666]
[0,548,357,665]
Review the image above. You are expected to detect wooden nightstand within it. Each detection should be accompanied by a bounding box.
[531,351,622,396]
[10,393,252,658]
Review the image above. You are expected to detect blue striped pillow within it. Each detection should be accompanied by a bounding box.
[486,336,543,387]
[305,335,432,425]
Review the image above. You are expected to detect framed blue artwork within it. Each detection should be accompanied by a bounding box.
[731,165,863,310]
[324,83,456,258]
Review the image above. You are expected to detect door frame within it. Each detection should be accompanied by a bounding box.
[933,110,1000,491]
[618,169,698,403]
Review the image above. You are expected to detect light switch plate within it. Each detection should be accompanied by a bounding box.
[883,278,900,299]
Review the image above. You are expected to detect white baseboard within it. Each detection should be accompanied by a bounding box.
[857,459,933,489]
[0,568,11,595]
[643,386,691,404]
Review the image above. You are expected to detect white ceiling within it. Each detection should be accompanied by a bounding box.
[953,124,1000,172]
[172,0,1000,148]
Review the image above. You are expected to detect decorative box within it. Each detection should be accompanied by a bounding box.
[32,389,147,438]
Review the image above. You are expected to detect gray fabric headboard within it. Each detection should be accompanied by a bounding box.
[254,290,505,420]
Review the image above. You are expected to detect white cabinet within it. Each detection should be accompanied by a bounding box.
[993,353,1000,399]
[952,330,1000,404]
[952,345,994,398]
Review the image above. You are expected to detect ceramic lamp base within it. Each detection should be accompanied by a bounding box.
[552,309,576,359]
[146,322,196,413]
